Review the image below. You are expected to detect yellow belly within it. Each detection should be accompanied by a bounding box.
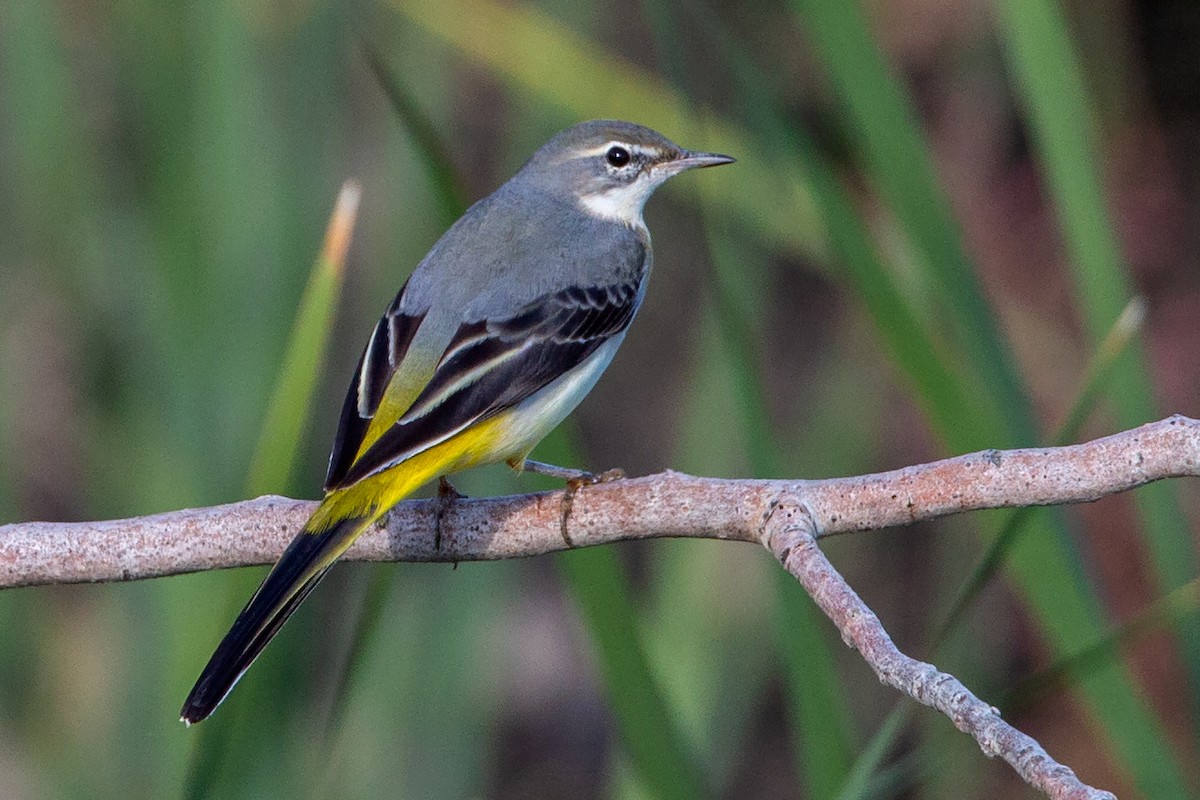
[305,414,510,533]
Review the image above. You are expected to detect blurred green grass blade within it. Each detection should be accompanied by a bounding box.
[1008,575,1200,712]
[634,0,689,97]
[185,183,359,799]
[558,546,709,800]
[705,226,856,796]
[995,0,1136,341]
[315,563,501,799]
[659,314,783,792]
[0,0,91,263]
[996,0,1200,719]
[701,16,982,444]
[528,425,710,800]
[774,573,857,799]
[356,36,470,226]
[934,296,1146,644]
[639,539,775,792]
[313,563,394,748]
[789,0,1034,445]
[638,17,806,786]
[787,130,983,441]
[246,181,361,496]
[835,703,910,800]
[182,694,250,800]
[1000,517,1190,797]
[786,3,1188,793]
[386,0,827,262]
[702,227,785,481]
[1051,297,1147,442]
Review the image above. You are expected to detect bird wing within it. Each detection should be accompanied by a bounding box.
[325,280,641,491]
[324,278,430,490]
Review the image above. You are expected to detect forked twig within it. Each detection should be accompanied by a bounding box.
[6,415,1195,797]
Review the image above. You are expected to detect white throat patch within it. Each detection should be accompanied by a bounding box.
[577,182,653,226]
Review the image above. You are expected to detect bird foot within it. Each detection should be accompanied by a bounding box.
[559,468,625,547]
[506,458,625,546]
[434,476,466,551]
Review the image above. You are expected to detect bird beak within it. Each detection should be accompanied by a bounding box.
[659,150,736,175]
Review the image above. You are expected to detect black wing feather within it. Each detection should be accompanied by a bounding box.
[325,279,426,491]
[332,282,639,488]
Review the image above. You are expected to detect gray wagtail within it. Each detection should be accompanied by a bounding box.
[181,119,734,724]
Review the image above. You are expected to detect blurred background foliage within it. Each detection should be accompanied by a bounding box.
[1,0,1199,797]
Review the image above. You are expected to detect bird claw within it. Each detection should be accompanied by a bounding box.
[559,468,625,547]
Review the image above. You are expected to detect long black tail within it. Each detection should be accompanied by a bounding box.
[180,515,369,724]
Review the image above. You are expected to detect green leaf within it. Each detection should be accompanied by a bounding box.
[1009,575,1200,711]
[835,704,911,800]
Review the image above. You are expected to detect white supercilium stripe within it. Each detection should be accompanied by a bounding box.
[573,141,660,160]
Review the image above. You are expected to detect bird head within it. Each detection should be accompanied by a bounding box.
[516,120,735,227]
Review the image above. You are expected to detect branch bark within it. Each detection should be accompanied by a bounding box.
[5,415,1195,798]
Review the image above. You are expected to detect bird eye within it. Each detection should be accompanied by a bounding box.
[605,146,631,167]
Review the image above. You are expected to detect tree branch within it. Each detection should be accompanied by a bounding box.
[5,415,1194,798]
[764,496,1115,800]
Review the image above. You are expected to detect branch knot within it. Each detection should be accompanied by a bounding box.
[761,494,817,565]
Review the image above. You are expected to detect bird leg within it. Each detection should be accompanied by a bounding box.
[434,476,466,551]
[507,458,626,546]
